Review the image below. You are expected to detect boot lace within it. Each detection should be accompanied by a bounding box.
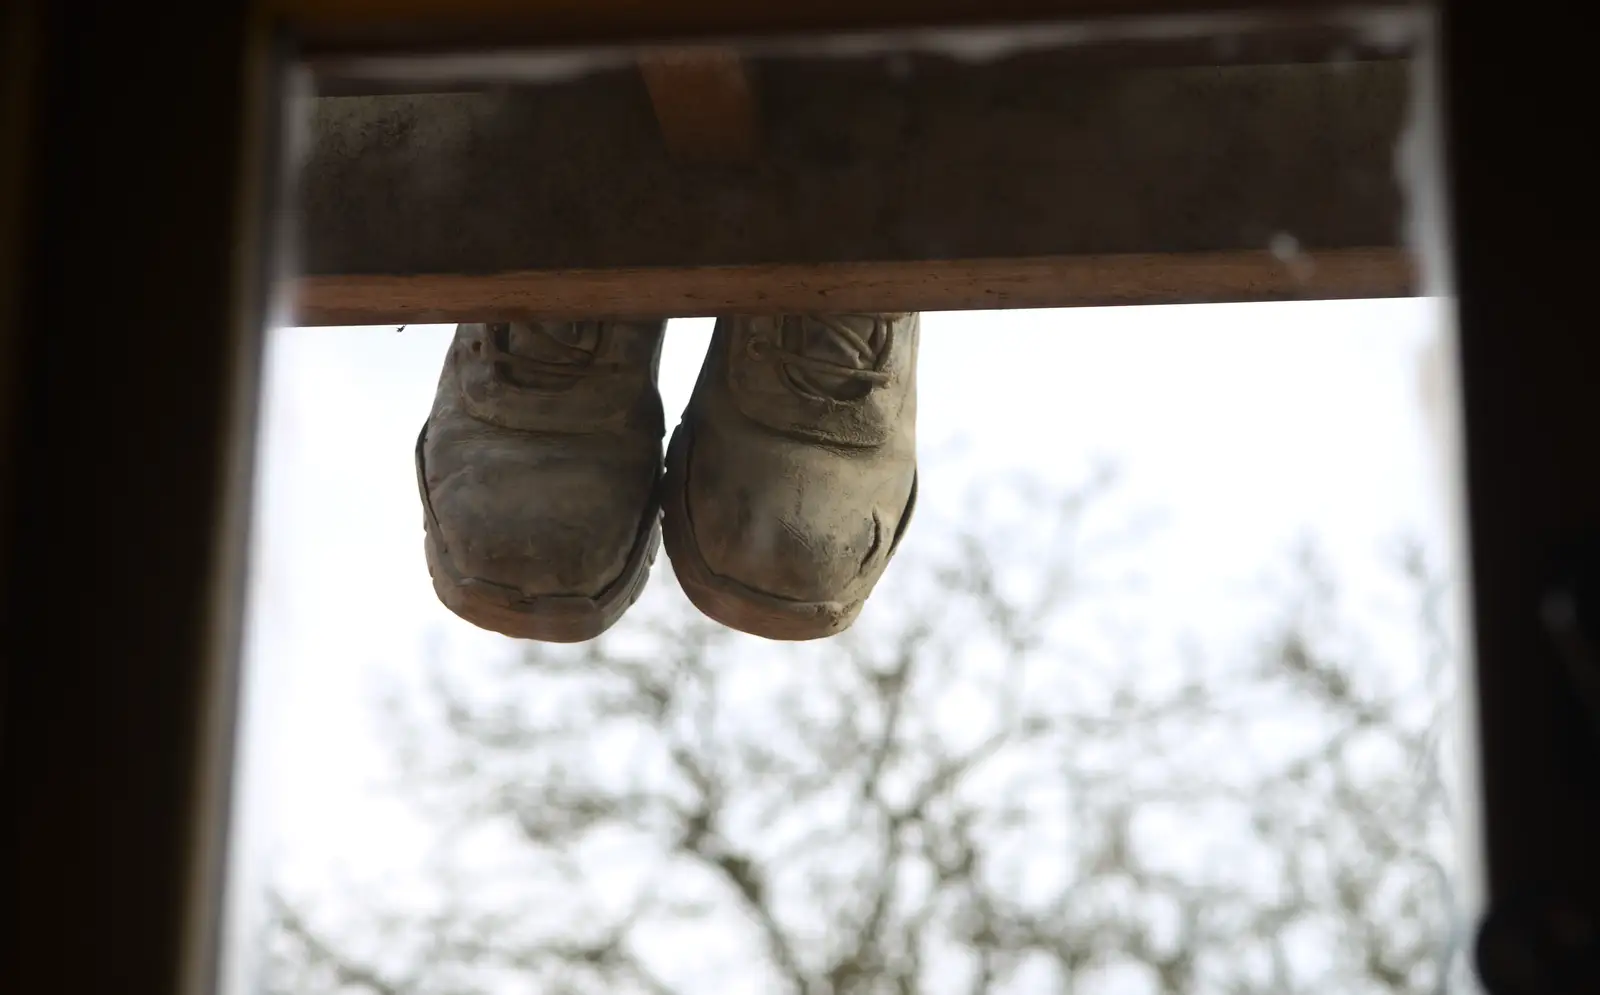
[480,322,622,388]
[752,314,894,403]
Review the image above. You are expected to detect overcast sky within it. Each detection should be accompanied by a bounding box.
[222,298,1459,991]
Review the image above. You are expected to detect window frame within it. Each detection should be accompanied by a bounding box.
[4,3,1592,994]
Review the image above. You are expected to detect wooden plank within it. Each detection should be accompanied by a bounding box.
[301,59,1411,284]
[292,246,1414,324]
[310,25,1411,95]
[637,48,759,164]
[274,0,1419,55]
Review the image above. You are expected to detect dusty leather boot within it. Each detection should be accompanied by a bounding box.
[662,313,918,640]
[416,320,667,642]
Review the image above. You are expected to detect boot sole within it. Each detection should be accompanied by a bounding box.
[424,517,659,643]
[661,420,862,641]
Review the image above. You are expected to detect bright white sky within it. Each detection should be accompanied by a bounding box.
[224,299,1459,989]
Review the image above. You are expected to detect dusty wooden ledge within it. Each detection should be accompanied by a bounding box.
[293,49,1416,325]
[292,246,1414,324]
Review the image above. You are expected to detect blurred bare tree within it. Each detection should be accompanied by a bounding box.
[263,473,1465,995]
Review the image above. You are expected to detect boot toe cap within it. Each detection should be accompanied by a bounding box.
[424,444,658,599]
[676,422,912,606]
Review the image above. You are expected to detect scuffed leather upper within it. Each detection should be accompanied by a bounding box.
[723,313,915,447]
[420,321,665,599]
[678,314,918,604]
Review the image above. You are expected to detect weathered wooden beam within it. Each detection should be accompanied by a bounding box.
[293,54,1414,323]
[295,248,1412,323]
[307,22,1415,95]
[276,0,1420,55]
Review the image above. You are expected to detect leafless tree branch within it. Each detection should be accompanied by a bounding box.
[267,476,1462,995]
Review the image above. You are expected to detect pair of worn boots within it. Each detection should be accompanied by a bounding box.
[416,314,919,642]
